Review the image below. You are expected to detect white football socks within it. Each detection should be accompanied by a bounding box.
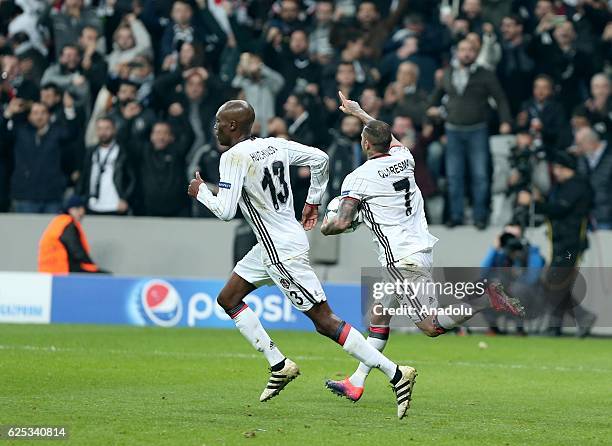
[349,335,388,387]
[339,324,397,380]
[230,303,285,367]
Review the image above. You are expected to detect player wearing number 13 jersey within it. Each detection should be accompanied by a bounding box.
[188,100,418,419]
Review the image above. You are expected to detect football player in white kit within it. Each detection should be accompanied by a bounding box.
[187,100,417,419]
[321,92,525,402]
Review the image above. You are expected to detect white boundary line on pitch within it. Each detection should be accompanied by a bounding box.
[1,343,611,375]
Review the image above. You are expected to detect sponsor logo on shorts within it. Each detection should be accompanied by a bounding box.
[218,182,232,189]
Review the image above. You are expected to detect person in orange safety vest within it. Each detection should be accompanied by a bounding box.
[38,195,107,274]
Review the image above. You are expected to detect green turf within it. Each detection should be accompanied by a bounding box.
[0,324,611,446]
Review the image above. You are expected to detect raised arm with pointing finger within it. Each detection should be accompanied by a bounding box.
[337,91,402,148]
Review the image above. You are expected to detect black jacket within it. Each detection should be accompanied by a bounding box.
[326,130,361,200]
[528,34,593,115]
[120,116,194,217]
[577,144,612,227]
[1,112,77,201]
[59,220,100,273]
[518,98,570,156]
[152,70,227,144]
[535,174,592,258]
[77,143,136,204]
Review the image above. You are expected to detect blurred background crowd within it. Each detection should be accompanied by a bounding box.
[0,0,611,228]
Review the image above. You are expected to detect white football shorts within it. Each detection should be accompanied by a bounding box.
[234,244,327,312]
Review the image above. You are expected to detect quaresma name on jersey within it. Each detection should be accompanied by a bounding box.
[196,137,329,266]
[340,145,439,266]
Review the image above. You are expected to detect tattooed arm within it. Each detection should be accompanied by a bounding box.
[321,197,360,236]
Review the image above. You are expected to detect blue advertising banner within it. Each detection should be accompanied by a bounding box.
[51,275,363,331]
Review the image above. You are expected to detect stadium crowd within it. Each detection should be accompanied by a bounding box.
[0,0,611,228]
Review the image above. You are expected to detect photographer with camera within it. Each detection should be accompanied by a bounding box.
[481,224,546,335]
[517,152,597,337]
[507,130,550,227]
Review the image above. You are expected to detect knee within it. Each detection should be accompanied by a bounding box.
[217,291,241,312]
[313,319,336,338]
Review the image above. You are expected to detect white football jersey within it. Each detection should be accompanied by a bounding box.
[340,145,438,266]
[197,137,329,265]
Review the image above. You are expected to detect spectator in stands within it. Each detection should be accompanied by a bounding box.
[322,62,362,122]
[160,0,202,62]
[383,61,429,129]
[265,28,321,105]
[267,117,289,139]
[120,119,194,217]
[106,80,155,141]
[529,20,593,116]
[78,117,134,216]
[0,0,609,224]
[470,25,502,71]
[39,83,66,124]
[379,35,437,93]
[359,87,388,122]
[40,82,86,184]
[516,74,568,156]
[265,0,305,39]
[232,53,284,137]
[309,0,334,65]
[38,195,106,274]
[2,94,77,213]
[107,13,152,76]
[326,115,363,200]
[283,92,317,146]
[45,0,101,57]
[428,39,512,229]
[352,0,408,60]
[497,14,535,115]
[575,73,611,141]
[0,53,40,104]
[575,127,612,229]
[41,44,90,110]
[459,0,485,35]
[154,67,225,156]
[161,41,205,74]
[78,25,107,103]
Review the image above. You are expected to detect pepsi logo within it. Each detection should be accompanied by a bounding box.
[140,280,183,327]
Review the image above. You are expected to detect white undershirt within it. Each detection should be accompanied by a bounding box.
[88,143,121,212]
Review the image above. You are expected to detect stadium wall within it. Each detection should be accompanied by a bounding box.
[2,214,612,279]
[1,215,611,334]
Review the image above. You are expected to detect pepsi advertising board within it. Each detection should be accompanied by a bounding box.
[50,275,363,331]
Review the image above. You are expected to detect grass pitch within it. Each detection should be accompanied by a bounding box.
[1,324,610,446]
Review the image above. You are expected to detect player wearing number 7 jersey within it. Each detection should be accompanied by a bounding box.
[187,99,418,419]
[321,92,525,403]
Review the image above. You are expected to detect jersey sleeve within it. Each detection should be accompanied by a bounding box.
[340,173,368,202]
[196,150,248,221]
[285,139,329,205]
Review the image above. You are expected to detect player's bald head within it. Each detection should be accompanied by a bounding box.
[217,100,255,133]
